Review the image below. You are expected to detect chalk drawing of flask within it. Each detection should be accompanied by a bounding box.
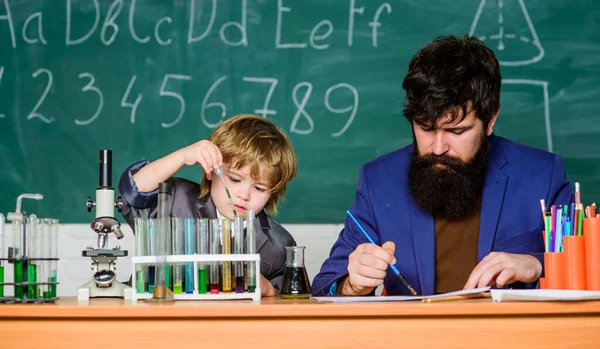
[469,0,544,67]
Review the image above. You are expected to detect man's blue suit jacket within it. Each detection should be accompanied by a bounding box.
[312,134,572,296]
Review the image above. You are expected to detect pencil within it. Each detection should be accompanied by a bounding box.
[540,199,546,223]
[346,210,418,296]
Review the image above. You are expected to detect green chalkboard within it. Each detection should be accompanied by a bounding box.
[1,0,599,223]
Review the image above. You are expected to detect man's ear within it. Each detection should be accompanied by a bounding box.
[486,110,500,136]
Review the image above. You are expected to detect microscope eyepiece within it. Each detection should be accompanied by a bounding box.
[99,150,112,188]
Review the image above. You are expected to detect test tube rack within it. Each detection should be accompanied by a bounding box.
[1,194,60,303]
[131,253,261,301]
[0,256,60,303]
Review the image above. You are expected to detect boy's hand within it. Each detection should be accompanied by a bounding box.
[342,241,396,296]
[179,140,223,180]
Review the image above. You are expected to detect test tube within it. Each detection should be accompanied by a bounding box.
[0,213,4,297]
[246,210,257,292]
[171,217,184,294]
[134,218,147,293]
[49,219,59,298]
[230,221,236,291]
[12,215,24,300]
[209,219,220,294]
[10,219,22,261]
[183,218,195,294]
[233,216,244,293]
[40,218,50,298]
[34,217,43,299]
[154,182,171,299]
[195,218,209,294]
[221,219,232,293]
[26,215,38,299]
[146,218,156,293]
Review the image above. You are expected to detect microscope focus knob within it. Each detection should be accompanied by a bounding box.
[115,196,124,213]
[86,196,96,212]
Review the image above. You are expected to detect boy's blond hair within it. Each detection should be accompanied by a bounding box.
[199,114,298,214]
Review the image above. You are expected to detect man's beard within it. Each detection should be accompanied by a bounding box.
[408,136,489,219]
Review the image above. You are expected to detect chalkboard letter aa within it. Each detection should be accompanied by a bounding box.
[0,0,16,48]
[22,11,47,45]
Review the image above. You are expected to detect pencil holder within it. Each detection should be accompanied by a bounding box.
[564,235,586,290]
[583,218,600,290]
[544,252,566,289]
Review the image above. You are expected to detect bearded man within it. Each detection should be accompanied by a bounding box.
[312,35,572,296]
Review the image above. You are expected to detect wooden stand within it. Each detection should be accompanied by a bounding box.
[1,298,600,348]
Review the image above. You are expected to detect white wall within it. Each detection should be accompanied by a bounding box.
[1,223,342,297]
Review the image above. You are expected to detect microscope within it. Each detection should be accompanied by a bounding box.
[78,150,131,300]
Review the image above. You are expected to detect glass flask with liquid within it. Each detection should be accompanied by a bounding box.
[279,246,311,299]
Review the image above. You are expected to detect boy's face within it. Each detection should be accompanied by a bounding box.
[210,163,272,219]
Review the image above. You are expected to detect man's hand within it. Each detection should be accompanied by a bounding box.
[341,241,396,296]
[463,252,542,289]
[260,274,278,297]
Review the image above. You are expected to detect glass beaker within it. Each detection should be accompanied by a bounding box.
[279,246,311,299]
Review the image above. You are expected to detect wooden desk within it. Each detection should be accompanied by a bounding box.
[1,297,600,348]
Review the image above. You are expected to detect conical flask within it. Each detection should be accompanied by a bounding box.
[469,0,544,66]
[279,246,311,299]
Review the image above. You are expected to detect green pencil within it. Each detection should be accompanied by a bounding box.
[545,215,551,252]
[577,208,583,236]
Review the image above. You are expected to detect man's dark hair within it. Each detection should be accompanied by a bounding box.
[402,35,501,128]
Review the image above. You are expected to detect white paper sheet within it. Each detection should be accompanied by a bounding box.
[312,287,491,303]
[491,289,600,302]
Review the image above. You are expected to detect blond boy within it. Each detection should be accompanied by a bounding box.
[119,115,298,296]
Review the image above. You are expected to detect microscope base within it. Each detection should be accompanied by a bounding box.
[77,279,132,301]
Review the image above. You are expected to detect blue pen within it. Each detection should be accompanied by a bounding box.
[563,206,569,238]
[560,217,566,252]
[570,203,575,236]
[554,210,562,253]
[346,210,418,296]
[554,206,562,253]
